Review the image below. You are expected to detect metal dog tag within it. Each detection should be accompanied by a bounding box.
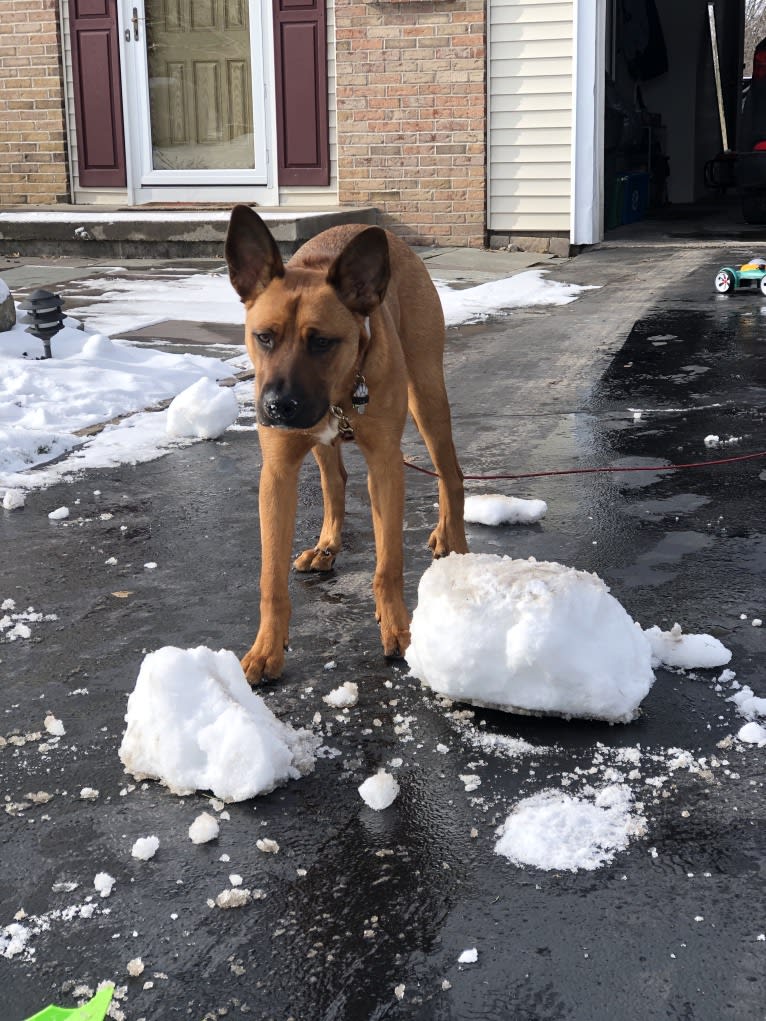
[352,375,369,414]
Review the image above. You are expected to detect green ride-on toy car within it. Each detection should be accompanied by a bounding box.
[714,258,766,294]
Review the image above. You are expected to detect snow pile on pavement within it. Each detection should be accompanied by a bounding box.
[118,646,320,802]
[0,319,238,484]
[166,377,239,439]
[495,784,645,871]
[405,554,655,723]
[464,494,547,526]
[434,270,591,327]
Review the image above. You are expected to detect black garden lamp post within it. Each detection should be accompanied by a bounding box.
[19,289,66,359]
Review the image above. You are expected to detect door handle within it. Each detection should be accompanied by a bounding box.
[132,7,140,41]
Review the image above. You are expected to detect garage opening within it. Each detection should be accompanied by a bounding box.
[604,0,749,237]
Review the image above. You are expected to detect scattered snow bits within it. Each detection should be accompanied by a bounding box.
[188,812,219,845]
[358,770,400,810]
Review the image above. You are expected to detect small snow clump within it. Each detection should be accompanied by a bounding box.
[358,770,400,810]
[118,646,319,801]
[458,948,478,964]
[323,682,359,708]
[131,836,160,860]
[406,554,654,722]
[44,714,65,737]
[256,838,279,854]
[127,957,145,977]
[644,622,731,670]
[738,721,766,746]
[2,489,25,510]
[94,872,115,898]
[215,888,252,909]
[166,376,239,439]
[188,812,219,844]
[464,494,547,526]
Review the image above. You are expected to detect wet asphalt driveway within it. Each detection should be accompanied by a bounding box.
[1,243,765,1021]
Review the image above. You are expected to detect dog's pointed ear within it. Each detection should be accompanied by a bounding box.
[327,226,390,315]
[225,205,284,302]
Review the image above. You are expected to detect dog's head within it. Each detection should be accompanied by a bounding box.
[225,205,390,430]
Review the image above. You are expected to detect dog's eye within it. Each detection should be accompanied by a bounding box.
[254,331,274,350]
[308,334,336,354]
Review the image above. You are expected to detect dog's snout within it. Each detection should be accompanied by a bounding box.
[262,389,299,424]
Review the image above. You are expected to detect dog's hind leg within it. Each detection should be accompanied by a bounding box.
[294,443,347,572]
[408,382,469,558]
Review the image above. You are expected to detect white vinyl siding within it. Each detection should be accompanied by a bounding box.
[488,0,574,234]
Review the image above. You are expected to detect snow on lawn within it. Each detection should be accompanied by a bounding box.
[1,265,589,495]
[0,318,247,492]
[434,270,592,327]
[118,646,320,802]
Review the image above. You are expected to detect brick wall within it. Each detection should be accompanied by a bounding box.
[335,0,486,247]
[0,0,69,206]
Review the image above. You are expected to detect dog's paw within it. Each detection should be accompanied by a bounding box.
[428,524,469,558]
[378,614,411,660]
[293,546,337,573]
[241,638,286,685]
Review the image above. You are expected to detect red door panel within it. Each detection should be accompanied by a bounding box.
[273,0,329,186]
[68,0,126,188]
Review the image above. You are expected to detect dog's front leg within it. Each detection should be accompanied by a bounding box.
[241,430,312,683]
[356,435,411,659]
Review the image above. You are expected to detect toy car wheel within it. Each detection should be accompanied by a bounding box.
[760,276,766,296]
[715,269,735,294]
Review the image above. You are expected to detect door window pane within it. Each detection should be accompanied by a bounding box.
[146,0,255,170]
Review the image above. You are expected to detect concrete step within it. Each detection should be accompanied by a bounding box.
[0,205,378,260]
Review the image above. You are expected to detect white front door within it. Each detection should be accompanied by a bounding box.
[119,0,276,203]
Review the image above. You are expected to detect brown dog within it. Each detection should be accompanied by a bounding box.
[225,205,468,683]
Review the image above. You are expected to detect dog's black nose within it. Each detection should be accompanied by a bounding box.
[261,389,300,424]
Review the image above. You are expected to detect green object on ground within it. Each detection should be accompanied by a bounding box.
[23,984,114,1021]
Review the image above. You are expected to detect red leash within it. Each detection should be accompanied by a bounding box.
[403,448,766,482]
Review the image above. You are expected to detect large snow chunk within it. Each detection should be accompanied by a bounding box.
[118,646,319,801]
[166,377,239,439]
[405,554,654,723]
